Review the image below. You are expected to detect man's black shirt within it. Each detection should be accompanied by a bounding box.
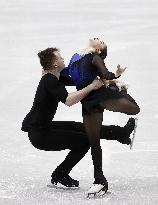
[21,73,68,132]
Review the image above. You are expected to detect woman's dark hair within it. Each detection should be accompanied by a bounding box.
[38,47,59,70]
[99,46,107,60]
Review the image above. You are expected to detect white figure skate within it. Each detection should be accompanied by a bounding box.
[87,184,108,198]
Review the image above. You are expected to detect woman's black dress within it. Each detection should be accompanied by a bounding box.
[60,53,138,115]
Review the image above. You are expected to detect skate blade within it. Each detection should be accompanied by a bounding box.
[47,184,79,190]
[130,118,138,150]
[87,186,108,198]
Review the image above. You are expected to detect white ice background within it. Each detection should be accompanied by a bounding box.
[0,0,158,204]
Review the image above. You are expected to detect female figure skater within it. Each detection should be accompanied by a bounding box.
[59,38,140,193]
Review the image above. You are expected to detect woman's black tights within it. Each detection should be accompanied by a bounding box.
[83,112,105,182]
[83,96,140,182]
[100,95,140,115]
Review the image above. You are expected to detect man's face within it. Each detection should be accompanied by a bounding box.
[53,51,65,71]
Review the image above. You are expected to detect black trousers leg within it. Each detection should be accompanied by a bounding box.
[51,121,129,142]
[28,121,129,175]
[51,121,85,132]
[28,126,90,175]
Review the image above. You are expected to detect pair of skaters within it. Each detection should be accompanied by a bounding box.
[21,38,140,193]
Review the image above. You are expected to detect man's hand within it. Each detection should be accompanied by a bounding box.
[89,78,104,90]
[65,78,103,107]
[116,64,127,77]
[100,79,109,87]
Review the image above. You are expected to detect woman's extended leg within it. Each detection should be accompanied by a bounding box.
[99,96,140,115]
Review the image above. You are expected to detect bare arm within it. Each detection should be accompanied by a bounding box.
[65,79,103,106]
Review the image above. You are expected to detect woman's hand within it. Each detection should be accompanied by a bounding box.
[116,64,127,77]
[112,79,128,92]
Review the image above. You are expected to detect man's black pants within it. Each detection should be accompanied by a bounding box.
[28,121,126,175]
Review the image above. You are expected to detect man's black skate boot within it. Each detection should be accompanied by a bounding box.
[117,118,136,145]
[124,118,136,136]
[116,133,131,145]
[51,171,79,188]
[124,137,131,145]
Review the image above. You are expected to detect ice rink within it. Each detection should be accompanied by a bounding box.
[0,0,158,204]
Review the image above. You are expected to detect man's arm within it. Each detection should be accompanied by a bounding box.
[65,79,103,106]
[44,73,103,107]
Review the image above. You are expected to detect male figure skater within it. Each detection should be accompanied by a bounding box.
[21,47,136,189]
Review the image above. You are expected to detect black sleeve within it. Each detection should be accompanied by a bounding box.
[59,75,75,86]
[59,67,75,86]
[115,75,121,79]
[92,55,117,80]
[45,75,68,103]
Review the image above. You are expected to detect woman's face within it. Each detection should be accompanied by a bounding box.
[89,38,105,53]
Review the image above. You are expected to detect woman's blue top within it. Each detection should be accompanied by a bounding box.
[61,53,100,90]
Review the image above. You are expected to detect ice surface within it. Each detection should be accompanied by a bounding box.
[0,0,158,204]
